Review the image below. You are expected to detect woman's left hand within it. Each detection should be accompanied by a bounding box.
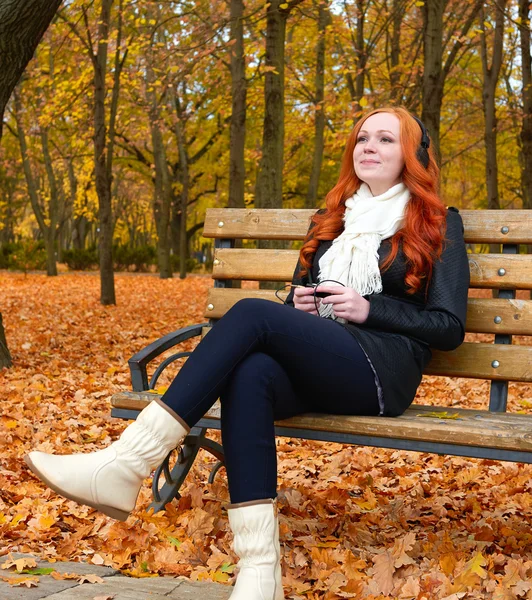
[316,285,370,324]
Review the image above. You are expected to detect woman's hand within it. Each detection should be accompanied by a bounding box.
[316,285,370,324]
[293,286,322,316]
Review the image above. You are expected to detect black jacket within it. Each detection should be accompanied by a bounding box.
[285,208,470,416]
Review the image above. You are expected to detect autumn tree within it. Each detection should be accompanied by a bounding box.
[12,84,66,276]
[518,0,532,214]
[479,0,507,211]
[0,0,63,368]
[228,0,247,210]
[421,0,484,159]
[254,0,305,211]
[305,0,330,209]
[59,0,127,304]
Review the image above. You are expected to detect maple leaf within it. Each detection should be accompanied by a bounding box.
[463,552,488,579]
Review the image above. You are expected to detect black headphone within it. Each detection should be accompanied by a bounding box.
[412,115,430,169]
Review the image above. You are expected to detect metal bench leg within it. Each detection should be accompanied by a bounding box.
[200,437,225,484]
[149,427,226,513]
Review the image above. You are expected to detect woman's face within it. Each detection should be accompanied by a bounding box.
[353,112,405,196]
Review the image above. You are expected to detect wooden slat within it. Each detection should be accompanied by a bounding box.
[427,343,532,381]
[212,248,532,289]
[468,254,532,289]
[111,392,532,453]
[213,248,297,281]
[204,209,314,240]
[203,208,532,244]
[466,298,532,334]
[205,288,532,335]
[205,288,283,318]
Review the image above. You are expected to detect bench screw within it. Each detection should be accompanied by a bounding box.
[498,268,506,276]
[494,316,502,324]
[491,360,500,368]
[207,304,214,311]
[501,226,509,234]
[218,221,224,227]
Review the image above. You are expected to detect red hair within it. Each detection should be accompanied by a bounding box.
[299,106,447,295]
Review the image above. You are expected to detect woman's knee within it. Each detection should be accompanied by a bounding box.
[220,352,284,405]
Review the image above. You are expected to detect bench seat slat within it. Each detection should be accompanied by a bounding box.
[110,392,532,453]
[205,288,532,335]
[203,209,532,244]
[213,248,532,289]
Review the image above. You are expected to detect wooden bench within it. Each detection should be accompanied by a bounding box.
[111,208,532,513]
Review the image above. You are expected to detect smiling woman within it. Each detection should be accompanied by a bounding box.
[353,113,405,195]
[24,106,470,600]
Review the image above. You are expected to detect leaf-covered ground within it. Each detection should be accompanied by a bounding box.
[1,272,532,599]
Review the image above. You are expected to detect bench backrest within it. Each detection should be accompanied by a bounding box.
[202,209,532,412]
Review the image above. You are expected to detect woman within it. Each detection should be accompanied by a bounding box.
[25,107,470,600]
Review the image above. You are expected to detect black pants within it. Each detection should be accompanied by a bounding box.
[161,298,379,503]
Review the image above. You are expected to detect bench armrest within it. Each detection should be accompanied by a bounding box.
[128,323,209,391]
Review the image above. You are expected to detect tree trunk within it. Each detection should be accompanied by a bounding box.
[0,0,63,137]
[519,0,532,212]
[228,0,246,209]
[422,0,483,161]
[388,0,403,103]
[0,0,62,367]
[13,87,59,275]
[254,1,293,289]
[93,0,116,304]
[421,0,445,160]
[254,0,288,210]
[147,61,172,279]
[0,184,15,244]
[174,95,190,280]
[480,1,506,212]
[40,129,59,275]
[354,0,367,108]
[306,0,328,209]
[0,312,12,369]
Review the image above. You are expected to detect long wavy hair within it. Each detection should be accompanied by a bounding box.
[299,106,447,295]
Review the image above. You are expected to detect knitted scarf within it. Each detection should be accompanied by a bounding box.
[317,182,410,321]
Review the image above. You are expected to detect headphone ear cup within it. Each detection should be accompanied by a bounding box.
[417,146,429,169]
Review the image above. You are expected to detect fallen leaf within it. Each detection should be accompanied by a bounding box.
[372,551,394,596]
[417,411,460,419]
[1,556,38,571]
[77,574,105,584]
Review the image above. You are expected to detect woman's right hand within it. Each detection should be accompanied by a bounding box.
[293,286,321,316]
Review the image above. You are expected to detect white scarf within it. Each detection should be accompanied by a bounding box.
[318,182,410,322]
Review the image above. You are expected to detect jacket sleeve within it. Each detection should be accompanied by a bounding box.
[362,210,470,350]
[284,211,323,307]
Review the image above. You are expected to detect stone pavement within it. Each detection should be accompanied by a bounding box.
[0,554,231,600]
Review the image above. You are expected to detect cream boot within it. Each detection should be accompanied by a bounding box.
[24,399,189,521]
[228,499,285,600]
